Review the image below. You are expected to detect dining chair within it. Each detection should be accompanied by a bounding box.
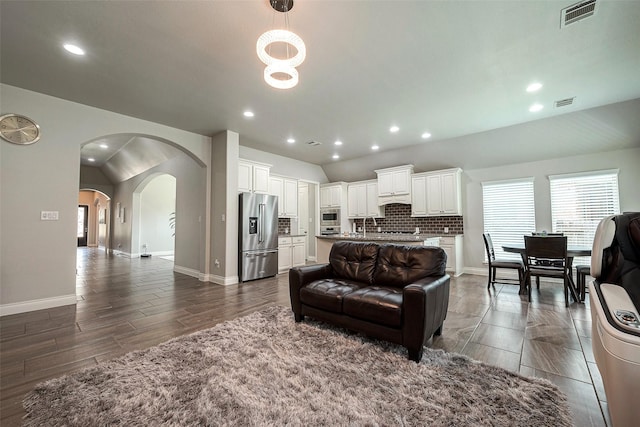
[482,233,525,289]
[575,264,591,302]
[524,235,572,306]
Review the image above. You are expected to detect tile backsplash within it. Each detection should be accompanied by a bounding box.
[353,203,463,234]
[278,218,291,234]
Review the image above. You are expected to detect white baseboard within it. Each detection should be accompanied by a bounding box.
[209,274,239,286]
[464,267,488,276]
[113,249,133,258]
[0,294,77,316]
[173,265,200,279]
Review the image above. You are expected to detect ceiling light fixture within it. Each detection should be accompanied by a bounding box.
[287,138,295,143]
[63,43,85,56]
[334,140,343,146]
[243,111,255,118]
[529,103,544,112]
[87,157,95,162]
[99,144,109,149]
[371,145,380,151]
[257,0,306,90]
[332,154,340,160]
[389,125,399,133]
[526,82,543,92]
[421,132,432,139]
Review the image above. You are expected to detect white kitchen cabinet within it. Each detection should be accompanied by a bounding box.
[347,180,384,218]
[375,165,414,205]
[411,175,427,216]
[269,175,298,218]
[426,168,462,215]
[320,182,347,208]
[279,235,306,273]
[292,236,306,267]
[278,236,293,273]
[412,168,462,216]
[439,235,463,277]
[238,160,271,194]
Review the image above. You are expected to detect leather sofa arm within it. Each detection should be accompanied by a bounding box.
[289,264,334,314]
[402,275,451,351]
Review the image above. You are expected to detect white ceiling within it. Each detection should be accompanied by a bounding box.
[1,0,640,172]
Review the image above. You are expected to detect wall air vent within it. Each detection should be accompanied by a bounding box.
[555,97,576,108]
[561,0,597,28]
[306,141,322,147]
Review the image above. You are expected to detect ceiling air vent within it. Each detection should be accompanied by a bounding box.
[306,141,322,147]
[555,97,576,108]
[561,0,597,28]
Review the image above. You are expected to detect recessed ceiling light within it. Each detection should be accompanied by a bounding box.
[526,82,543,93]
[243,111,254,118]
[87,157,95,162]
[389,126,399,133]
[99,144,108,149]
[63,43,85,56]
[529,103,544,112]
[332,154,340,160]
[421,132,431,139]
[371,145,380,150]
[334,140,343,146]
[287,138,295,144]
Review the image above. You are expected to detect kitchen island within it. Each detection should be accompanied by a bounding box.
[316,233,463,276]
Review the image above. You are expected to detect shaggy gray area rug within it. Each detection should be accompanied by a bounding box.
[24,305,572,426]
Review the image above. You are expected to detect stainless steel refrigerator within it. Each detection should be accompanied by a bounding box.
[238,192,279,282]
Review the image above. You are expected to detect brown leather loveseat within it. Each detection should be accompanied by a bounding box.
[289,241,450,362]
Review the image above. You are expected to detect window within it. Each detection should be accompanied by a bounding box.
[482,178,535,261]
[550,169,620,264]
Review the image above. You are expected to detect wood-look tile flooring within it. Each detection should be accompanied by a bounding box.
[1,248,608,426]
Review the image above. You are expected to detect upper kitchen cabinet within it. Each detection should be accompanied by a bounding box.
[269,175,298,218]
[412,168,462,216]
[320,182,347,209]
[375,165,414,205]
[238,160,271,194]
[347,180,384,218]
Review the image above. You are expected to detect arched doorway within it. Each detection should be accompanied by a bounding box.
[133,173,177,260]
[78,189,111,250]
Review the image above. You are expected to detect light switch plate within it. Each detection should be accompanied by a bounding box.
[41,211,59,220]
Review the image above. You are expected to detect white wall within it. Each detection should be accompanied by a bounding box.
[0,84,210,315]
[240,146,329,184]
[462,147,640,273]
[139,174,176,256]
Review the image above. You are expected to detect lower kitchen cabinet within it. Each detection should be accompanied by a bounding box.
[439,235,463,277]
[278,236,306,273]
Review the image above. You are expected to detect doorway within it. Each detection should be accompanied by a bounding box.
[77,205,89,246]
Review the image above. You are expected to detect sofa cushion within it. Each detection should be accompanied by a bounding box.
[373,244,447,288]
[329,241,380,285]
[300,279,367,313]
[343,286,403,327]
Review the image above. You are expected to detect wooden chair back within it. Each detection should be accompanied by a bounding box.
[482,233,496,262]
[524,235,568,272]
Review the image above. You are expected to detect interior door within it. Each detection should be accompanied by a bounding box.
[77,205,88,246]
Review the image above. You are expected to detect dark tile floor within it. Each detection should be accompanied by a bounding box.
[0,248,608,425]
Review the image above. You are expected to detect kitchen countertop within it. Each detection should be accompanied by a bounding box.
[278,234,307,237]
[316,233,462,242]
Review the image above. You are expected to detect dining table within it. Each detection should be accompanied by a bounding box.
[502,243,591,303]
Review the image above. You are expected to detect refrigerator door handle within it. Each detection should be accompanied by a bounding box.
[258,203,265,243]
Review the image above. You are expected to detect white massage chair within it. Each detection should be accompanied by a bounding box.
[589,212,640,426]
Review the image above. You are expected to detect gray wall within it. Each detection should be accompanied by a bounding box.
[0,84,209,314]
[240,146,329,183]
[462,147,640,273]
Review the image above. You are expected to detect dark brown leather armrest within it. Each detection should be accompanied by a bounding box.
[289,264,334,314]
[402,275,451,350]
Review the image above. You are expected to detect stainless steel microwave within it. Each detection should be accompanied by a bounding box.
[320,209,340,226]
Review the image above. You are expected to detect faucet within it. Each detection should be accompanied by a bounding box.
[362,216,377,237]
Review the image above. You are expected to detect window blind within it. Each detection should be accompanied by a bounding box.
[482,178,535,261]
[550,170,620,265]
